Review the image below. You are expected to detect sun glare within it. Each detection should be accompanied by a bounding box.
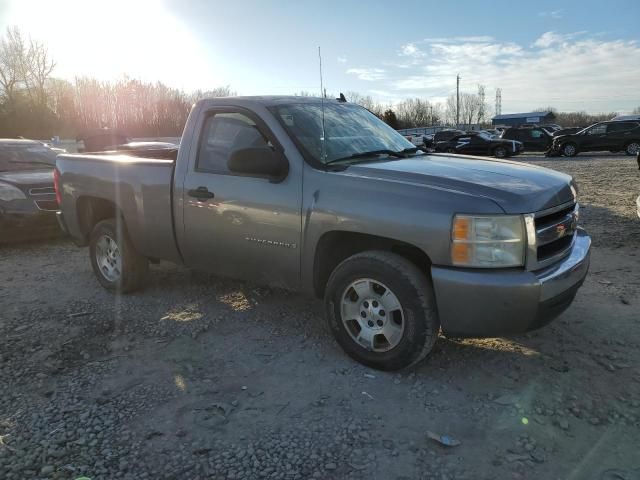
[3,0,219,90]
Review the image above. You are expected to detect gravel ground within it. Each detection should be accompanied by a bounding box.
[1,153,639,480]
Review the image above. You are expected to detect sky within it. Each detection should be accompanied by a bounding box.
[1,0,639,114]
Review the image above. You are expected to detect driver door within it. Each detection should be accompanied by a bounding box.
[581,123,608,151]
[181,109,302,289]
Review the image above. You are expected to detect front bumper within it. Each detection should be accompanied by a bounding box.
[431,229,591,337]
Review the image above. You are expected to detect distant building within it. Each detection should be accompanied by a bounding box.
[492,111,556,127]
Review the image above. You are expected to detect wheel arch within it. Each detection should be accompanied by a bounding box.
[312,230,432,298]
[75,196,125,245]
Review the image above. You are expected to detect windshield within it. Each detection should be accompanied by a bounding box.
[0,144,57,172]
[269,102,414,164]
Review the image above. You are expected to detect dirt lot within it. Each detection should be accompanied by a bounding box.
[1,154,639,480]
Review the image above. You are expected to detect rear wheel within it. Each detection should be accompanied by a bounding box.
[493,146,508,158]
[89,218,149,293]
[624,141,640,156]
[324,251,439,371]
[562,143,578,157]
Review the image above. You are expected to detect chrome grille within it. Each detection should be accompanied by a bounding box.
[29,186,55,195]
[35,199,58,211]
[526,201,578,270]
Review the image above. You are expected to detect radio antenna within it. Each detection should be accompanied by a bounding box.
[318,46,327,161]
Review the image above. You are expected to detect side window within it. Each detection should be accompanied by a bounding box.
[608,122,635,133]
[530,129,544,139]
[197,112,269,174]
[586,124,607,135]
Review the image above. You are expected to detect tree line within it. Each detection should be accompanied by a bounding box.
[0,27,635,139]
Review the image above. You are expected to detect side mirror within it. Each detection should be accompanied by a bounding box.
[228,146,289,183]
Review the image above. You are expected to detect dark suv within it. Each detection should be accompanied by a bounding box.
[550,121,640,157]
[501,126,553,152]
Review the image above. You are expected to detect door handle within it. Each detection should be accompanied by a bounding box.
[188,186,215,200]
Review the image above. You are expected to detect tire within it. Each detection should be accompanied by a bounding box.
[562,142,578,157]
[624,141,640,156]
[89,218,149,293]
[493,146,508,158]
[324,251,439,371]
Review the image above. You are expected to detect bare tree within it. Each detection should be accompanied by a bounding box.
[28,39,56,108]
[346,91,384,117]
[0,27,27,109]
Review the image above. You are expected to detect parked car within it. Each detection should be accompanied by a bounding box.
[434,131,524,157]
[549,121,640,157]
[403,134,427,148]
[56,95,591,371]
[482,129,502,138]
[501,126,553,152]
[0,139,61,240]
[433,129,465,143]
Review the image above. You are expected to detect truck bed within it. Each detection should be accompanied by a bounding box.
[56,153,182,263]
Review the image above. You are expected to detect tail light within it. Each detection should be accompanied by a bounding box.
[53,168,62,206]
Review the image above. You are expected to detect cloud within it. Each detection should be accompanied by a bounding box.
[539,9,564,19]
[362,34,640,112]
[399,43,425,57]
[422,36,495,44]
[346,68,386,81]
[532,31,589,48]
[337,56,347,64]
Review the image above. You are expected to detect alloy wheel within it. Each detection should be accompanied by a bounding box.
[340,278,405,352]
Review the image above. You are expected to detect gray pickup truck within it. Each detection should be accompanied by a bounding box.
[55,96,591,370]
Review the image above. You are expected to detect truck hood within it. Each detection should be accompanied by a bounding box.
[343,155,575,213]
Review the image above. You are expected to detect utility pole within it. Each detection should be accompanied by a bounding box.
[456,74,460,127]
[495,88,502,116]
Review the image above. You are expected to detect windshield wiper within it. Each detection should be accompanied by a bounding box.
[325,148,419,166]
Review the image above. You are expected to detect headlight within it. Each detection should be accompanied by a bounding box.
[451,214,525,267]
[0,183,27,201]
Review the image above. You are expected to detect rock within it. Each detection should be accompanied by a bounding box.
[325,462,337,470]
[494,394,518,406]
[559,419,570,430]
[40,465,55,475]
[531,451,546,463]
[505,453,530,463]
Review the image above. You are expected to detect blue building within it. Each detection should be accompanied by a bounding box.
[492,111,556,127]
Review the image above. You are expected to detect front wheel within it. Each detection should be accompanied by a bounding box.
[493,146,508,158]
[89,218,149,293]
[624,141,640,156]
[324,251,439,371]
[562,143,578,157]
